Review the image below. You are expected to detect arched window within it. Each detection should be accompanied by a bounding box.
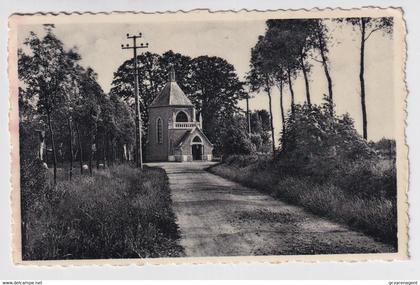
[192,136,202,143]
[156,118,163,144]
[176,111,188,122]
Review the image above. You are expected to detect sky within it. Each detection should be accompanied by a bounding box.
[17,18,395,143]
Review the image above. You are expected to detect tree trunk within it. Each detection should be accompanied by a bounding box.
[102,137,107,167]
[123,144,128,162]
[318,32,333,113]
[75,123,83,174]
[96,132,100,169]
[46,110,57,184]
[106,135,111,167]
[266,82,276,159]
[287,67,295,114]
[112,139,116,164]
[300,53,311,106]
[246,95,251,135]
[67,118,73,181]
[360,19,368,140]
[279,78,286,137]
[89,133,94,176]
[37,130,45,161]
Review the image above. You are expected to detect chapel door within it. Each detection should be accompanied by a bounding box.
[192,145,202,160]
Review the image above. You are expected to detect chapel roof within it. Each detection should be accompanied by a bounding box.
[149,67,194,108]
[176,127,213,148]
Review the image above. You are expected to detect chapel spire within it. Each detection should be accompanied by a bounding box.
[149,64,193,108]
[169,65,176,82]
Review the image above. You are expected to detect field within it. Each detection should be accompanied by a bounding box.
[20,160,184,260]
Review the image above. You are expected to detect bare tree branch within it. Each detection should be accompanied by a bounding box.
[364,27,382,41]
[310,56,323,64]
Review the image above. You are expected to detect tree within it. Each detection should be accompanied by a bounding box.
[221,115,255,156]
[59,48,83,179]
[247,35,277,157]
[267,19,317,106]
[158,50,194,94]
[72,67,104,175]
[111,52,162,121]
[280,101,375,179]
[250,110,271,153]
[248,20,309,151]
[274,68,288,137]
[340,17,393,139]
[312,19,334,113]
[111,51,193,124]
[18,25,74,184]
[19,25,127,183]
[264,20,312,112]
[189,55,246,155]
[94,92,135,166]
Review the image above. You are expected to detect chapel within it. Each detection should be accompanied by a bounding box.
[145,67,213,162]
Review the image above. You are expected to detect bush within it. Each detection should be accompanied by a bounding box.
[221,123,256,156]
[20,158,50,256]
[279,103,375,179]
[21,164,184,260]
[332,160,397,200]
[249,133,263,151]
[370,138,396,159]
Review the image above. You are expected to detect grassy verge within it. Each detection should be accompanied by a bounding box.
[208,155,397,248]
[21,160,184,260]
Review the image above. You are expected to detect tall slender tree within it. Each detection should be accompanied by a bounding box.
[266,19,315,106]
[312,19,334,113]
[73,67,104,175]
[275,68,288,137]
[260,20,302,117]
[59,48,84,180]
[18,25,73,184]
[247,36,277,157]
[340,17,393,139]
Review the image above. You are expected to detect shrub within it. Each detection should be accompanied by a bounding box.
[221,123,256,156]
[250,133,263,151]
[223,154,259,167]
[332,160,397,200]
[370,138,396,159]
[20,158,50,258]
[279,103,375,179]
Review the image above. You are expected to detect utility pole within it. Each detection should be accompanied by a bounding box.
[246,94,251,135]
[121,33,148,169]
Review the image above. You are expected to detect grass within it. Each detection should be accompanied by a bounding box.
[21,160,184,260]
[208,155,397,248]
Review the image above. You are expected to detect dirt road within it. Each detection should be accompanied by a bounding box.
[148,162,395,257]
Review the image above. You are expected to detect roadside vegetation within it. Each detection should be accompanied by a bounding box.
[209,102,397,247]
[20,158,184,260]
